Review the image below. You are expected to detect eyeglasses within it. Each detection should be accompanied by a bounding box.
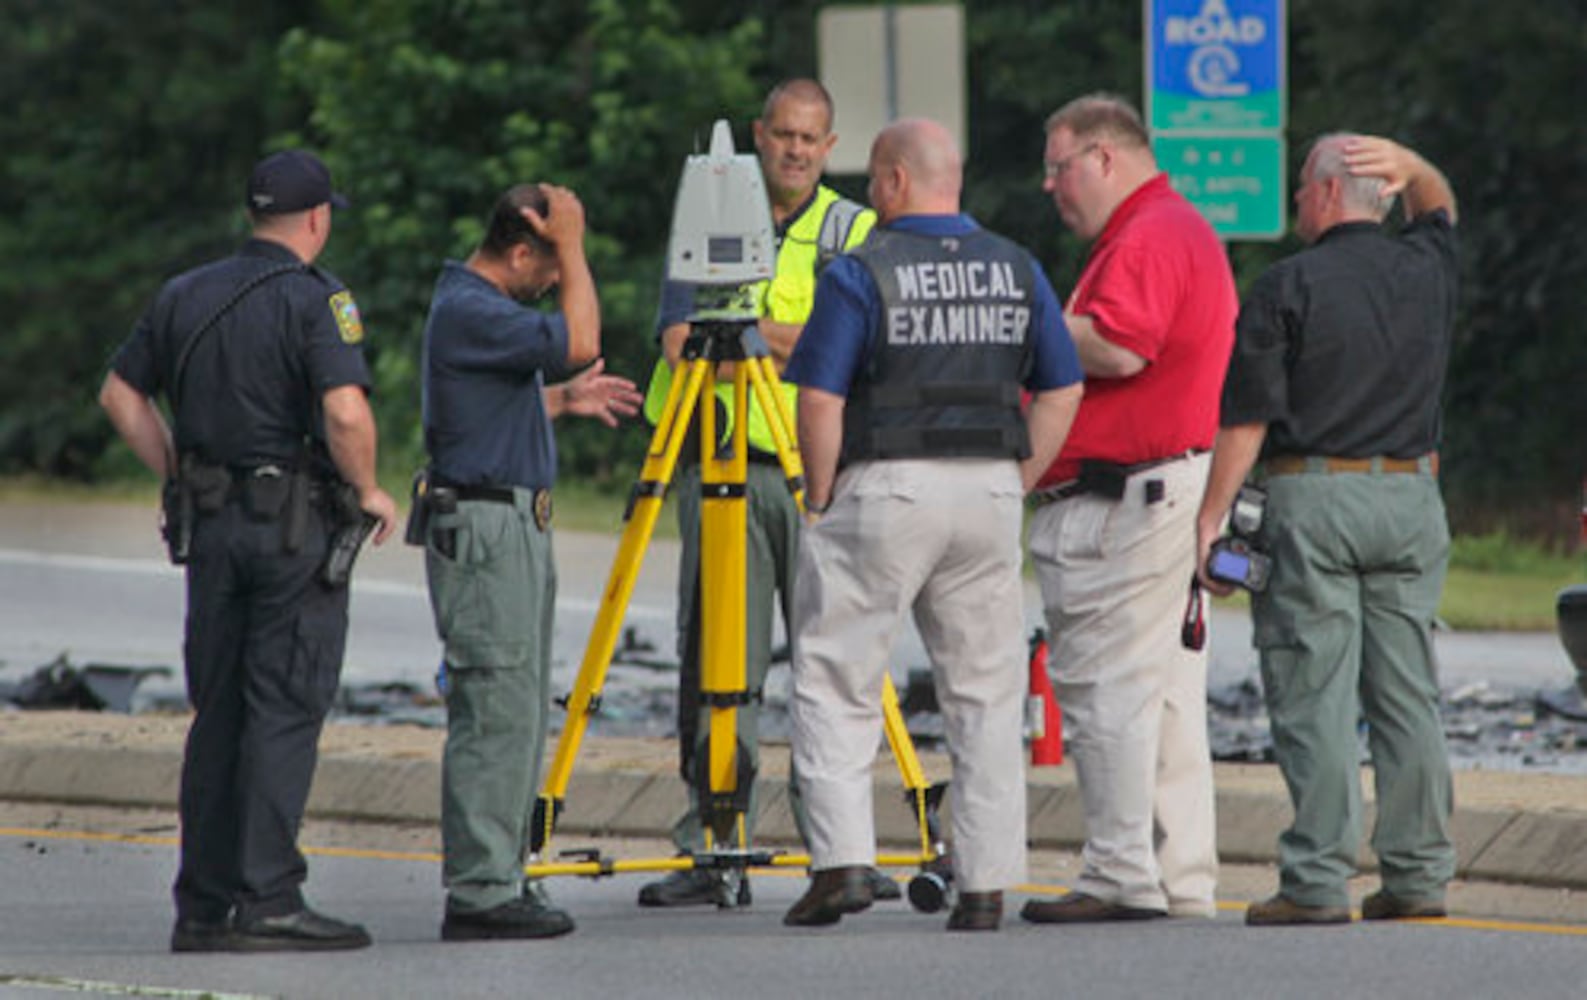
[1042,143,1098,180]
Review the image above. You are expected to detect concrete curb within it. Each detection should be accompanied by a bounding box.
[3,726,1586,891]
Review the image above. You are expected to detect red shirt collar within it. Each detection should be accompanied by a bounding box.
[1092,173,1174,247]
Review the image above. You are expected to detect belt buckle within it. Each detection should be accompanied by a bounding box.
[533,488,553,531]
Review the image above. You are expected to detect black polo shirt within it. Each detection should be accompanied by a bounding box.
[111,238,372,466]
[1219,212,1458,459]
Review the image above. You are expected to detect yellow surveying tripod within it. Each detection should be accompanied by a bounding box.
[524,306,951,911]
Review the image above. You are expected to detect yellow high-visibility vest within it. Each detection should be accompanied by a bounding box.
[644,185,875,455]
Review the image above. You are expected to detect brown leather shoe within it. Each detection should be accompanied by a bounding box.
[1244,894,1352,926]
[1020,891,1166,924]
[1360,890,1446,921]
[946,891,1002,932]
[783,866,874,927]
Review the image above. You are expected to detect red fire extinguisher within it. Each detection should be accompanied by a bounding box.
[1028,629,1063,766]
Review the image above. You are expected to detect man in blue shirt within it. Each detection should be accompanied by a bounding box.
[420,183,640,942]
[782,118,1084,932]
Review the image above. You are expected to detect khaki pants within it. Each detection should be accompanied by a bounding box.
[791,458,1028,892]
[1028,453,1218,915]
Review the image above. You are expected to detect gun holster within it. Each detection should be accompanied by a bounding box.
[403,468,431,547]
[160,477,191,566]
[161,457,230,565]
[319,481,373,589]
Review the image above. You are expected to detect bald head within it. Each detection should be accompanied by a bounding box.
[867,117,962,222]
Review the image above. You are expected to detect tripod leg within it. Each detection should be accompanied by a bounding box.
[744,355,807,511]
[695,359,752,846]
[530,358,710,856]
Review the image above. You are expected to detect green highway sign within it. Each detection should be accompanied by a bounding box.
[1154,133,1287,240]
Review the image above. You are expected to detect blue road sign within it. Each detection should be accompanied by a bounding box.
[1147,0,1285,133]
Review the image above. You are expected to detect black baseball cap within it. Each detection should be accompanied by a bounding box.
[246,149,350,214]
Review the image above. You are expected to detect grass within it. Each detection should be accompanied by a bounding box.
[1441,532,1584,631]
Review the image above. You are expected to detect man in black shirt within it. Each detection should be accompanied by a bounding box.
[100,150,398,952]
[1195,134,1459,927]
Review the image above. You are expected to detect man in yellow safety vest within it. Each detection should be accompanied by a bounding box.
[637,78,887,908]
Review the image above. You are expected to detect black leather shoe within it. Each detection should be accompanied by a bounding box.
[864,867,902,902]
[783,866,874,927]
[170,917,234,953]
[1360,889,1446,921]
[232,907,372,951]
[442,895,576,941]
[947,891,1003,932]
[637,869,725,908]
[1020,891,1167,924]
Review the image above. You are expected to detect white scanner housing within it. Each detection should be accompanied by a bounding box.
[666,120,776,287]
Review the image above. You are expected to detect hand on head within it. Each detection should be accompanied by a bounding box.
[522,184,586,248]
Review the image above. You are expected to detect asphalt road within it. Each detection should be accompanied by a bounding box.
[3,821,1585,1000]
[0,498,1577,713]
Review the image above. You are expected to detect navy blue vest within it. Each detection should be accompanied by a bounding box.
[842,227,1034,463]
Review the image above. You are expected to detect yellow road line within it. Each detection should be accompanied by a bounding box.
[1012,882,1587,936]
[0,826,439,863]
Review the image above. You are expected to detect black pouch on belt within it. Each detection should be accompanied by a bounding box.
[281,465,314,553]
[240,465,291,522]
[183,457,231,514]
[1078,459,1128,501]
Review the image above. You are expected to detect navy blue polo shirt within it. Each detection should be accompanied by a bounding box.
[421,261,570,490]
[786,214,1082,396]
[111,237,371,466]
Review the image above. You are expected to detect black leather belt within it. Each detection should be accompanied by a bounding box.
[430,478,553,530]
[451,483,516,504]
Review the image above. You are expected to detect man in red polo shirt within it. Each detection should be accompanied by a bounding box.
[1021,93,1236,926]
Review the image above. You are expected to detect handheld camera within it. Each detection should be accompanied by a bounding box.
[1207,484,1272,593]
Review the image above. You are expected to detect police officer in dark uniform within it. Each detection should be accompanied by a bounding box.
[99,149,398,953]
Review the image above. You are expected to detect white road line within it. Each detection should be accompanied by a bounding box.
[0,975,274,999]
[0,548,672,619]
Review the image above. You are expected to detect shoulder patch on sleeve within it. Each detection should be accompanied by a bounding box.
[328,290,364,344]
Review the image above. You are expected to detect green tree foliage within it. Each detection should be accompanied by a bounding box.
[0,0,316,477]
[2,1,1582,539]
[276,0,765,479]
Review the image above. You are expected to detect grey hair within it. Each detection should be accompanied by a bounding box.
[1308,133,1394,219]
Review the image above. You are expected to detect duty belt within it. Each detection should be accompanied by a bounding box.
[1264,453,1439,477]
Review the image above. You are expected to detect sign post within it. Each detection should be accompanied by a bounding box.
[1145,0,1287,240]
